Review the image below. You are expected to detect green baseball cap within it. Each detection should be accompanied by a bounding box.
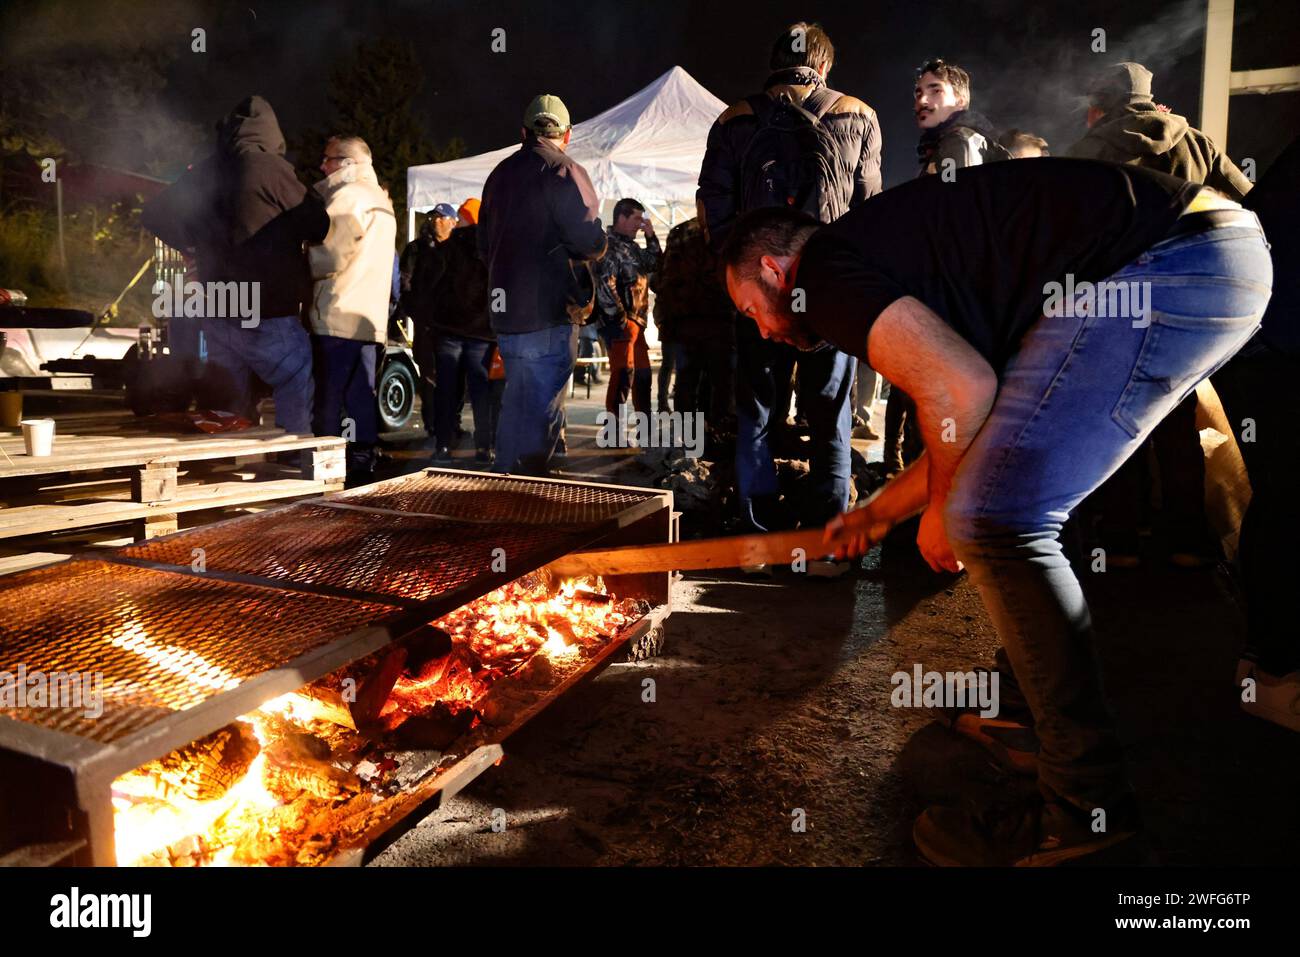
[524,94,571,135]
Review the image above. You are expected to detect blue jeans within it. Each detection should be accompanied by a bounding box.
[736,321,855,529]
[434,335,493,451]
[311,335,379,469]
[494,324,577,475]
[201,315,314,432]
[944,221,1272,808]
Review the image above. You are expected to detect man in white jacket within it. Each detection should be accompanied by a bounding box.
[309,135,397,482]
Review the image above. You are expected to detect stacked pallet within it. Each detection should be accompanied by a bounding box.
[0,411,346,568]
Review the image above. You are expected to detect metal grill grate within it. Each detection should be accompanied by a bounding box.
[118,503,592,603]
[0,561,392,743]
[333,471,652,525]
[0,472,663,749]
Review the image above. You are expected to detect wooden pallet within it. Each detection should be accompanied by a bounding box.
[0,415,346,543]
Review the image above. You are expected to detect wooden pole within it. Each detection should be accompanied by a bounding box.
[543,527,837,579]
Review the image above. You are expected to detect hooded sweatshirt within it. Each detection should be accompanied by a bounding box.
[141,96,329,319]
[1066,104,1252,201]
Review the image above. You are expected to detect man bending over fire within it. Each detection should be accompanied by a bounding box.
[720,158,1271,866]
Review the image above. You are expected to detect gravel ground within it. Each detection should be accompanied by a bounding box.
[373,384,1299,867]
[375,529,1298,867]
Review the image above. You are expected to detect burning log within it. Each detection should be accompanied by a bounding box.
[262,733,361,803]
[143,722,260,802]
[293,685,358,731]
[351,625,454,733]
[390,701,476,750]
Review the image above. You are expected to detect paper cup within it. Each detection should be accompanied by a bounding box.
[20,418,55,457]
[0,392,21,428]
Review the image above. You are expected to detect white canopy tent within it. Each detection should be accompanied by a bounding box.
[405,65,726,243]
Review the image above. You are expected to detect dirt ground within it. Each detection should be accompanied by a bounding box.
[374,389,1300,867]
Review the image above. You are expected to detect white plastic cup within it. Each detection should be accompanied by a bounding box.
[20,418,55,457]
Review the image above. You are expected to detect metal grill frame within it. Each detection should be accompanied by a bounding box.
[0,469,673,866]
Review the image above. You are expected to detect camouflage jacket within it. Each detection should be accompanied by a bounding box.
[594,227,662,331]
[651,217,735,344]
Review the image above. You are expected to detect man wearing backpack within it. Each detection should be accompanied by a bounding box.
[698,22,882,567]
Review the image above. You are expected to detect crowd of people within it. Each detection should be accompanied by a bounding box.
[136,22,1296,866]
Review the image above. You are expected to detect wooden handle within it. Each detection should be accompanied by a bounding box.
[544,528,835,578]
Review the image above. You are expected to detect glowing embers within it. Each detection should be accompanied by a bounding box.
[110,575,642,866]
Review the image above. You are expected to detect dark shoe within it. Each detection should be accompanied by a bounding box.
[475,448,493,464]
[852,422,881,441]
[432,446,452,464]
[936,699,1040,776]
[913,796,1141,867]
[344,464,376,489]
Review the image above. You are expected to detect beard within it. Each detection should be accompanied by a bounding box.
[759,283,821,350]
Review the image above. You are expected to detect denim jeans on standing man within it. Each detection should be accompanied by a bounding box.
[434,334,493,451]
[493,323,578,475]
[312,334,379,472]
[736,319,855,530]
[942,219,1272,811]
[201,315,314,432]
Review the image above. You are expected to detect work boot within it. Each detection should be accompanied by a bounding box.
[937,706,1040,777]
[913,794,1142,867]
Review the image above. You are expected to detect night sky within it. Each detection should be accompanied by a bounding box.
[4,0,1298,186]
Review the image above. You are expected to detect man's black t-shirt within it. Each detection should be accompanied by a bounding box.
[794,158,1202,372]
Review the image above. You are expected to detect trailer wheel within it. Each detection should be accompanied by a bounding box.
[377,356,416,432]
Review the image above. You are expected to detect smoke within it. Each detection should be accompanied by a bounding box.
[961,0,1211,157]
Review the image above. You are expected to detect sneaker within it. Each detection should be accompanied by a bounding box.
[852,422,881,441]
[936,697,1040,776]
[913,796,1141,867]
[740,563,774,578]
[1236,658,1300,732]
[806,559,852,578]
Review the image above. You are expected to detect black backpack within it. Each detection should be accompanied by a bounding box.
[738,87,845,222]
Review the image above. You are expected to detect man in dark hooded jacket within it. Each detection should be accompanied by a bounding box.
[142,95,328,432]
[880,60,1009,478]
[1067,62,1251,200]
[913,59,1011,176]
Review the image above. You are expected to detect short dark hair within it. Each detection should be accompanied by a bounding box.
[770,22,835,75]
[999,129,1050,156]
[719,206,820,283]
[916,58,971,107]
[612,198,645,223]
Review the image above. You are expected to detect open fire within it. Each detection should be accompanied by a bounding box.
[110,574,644,867]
